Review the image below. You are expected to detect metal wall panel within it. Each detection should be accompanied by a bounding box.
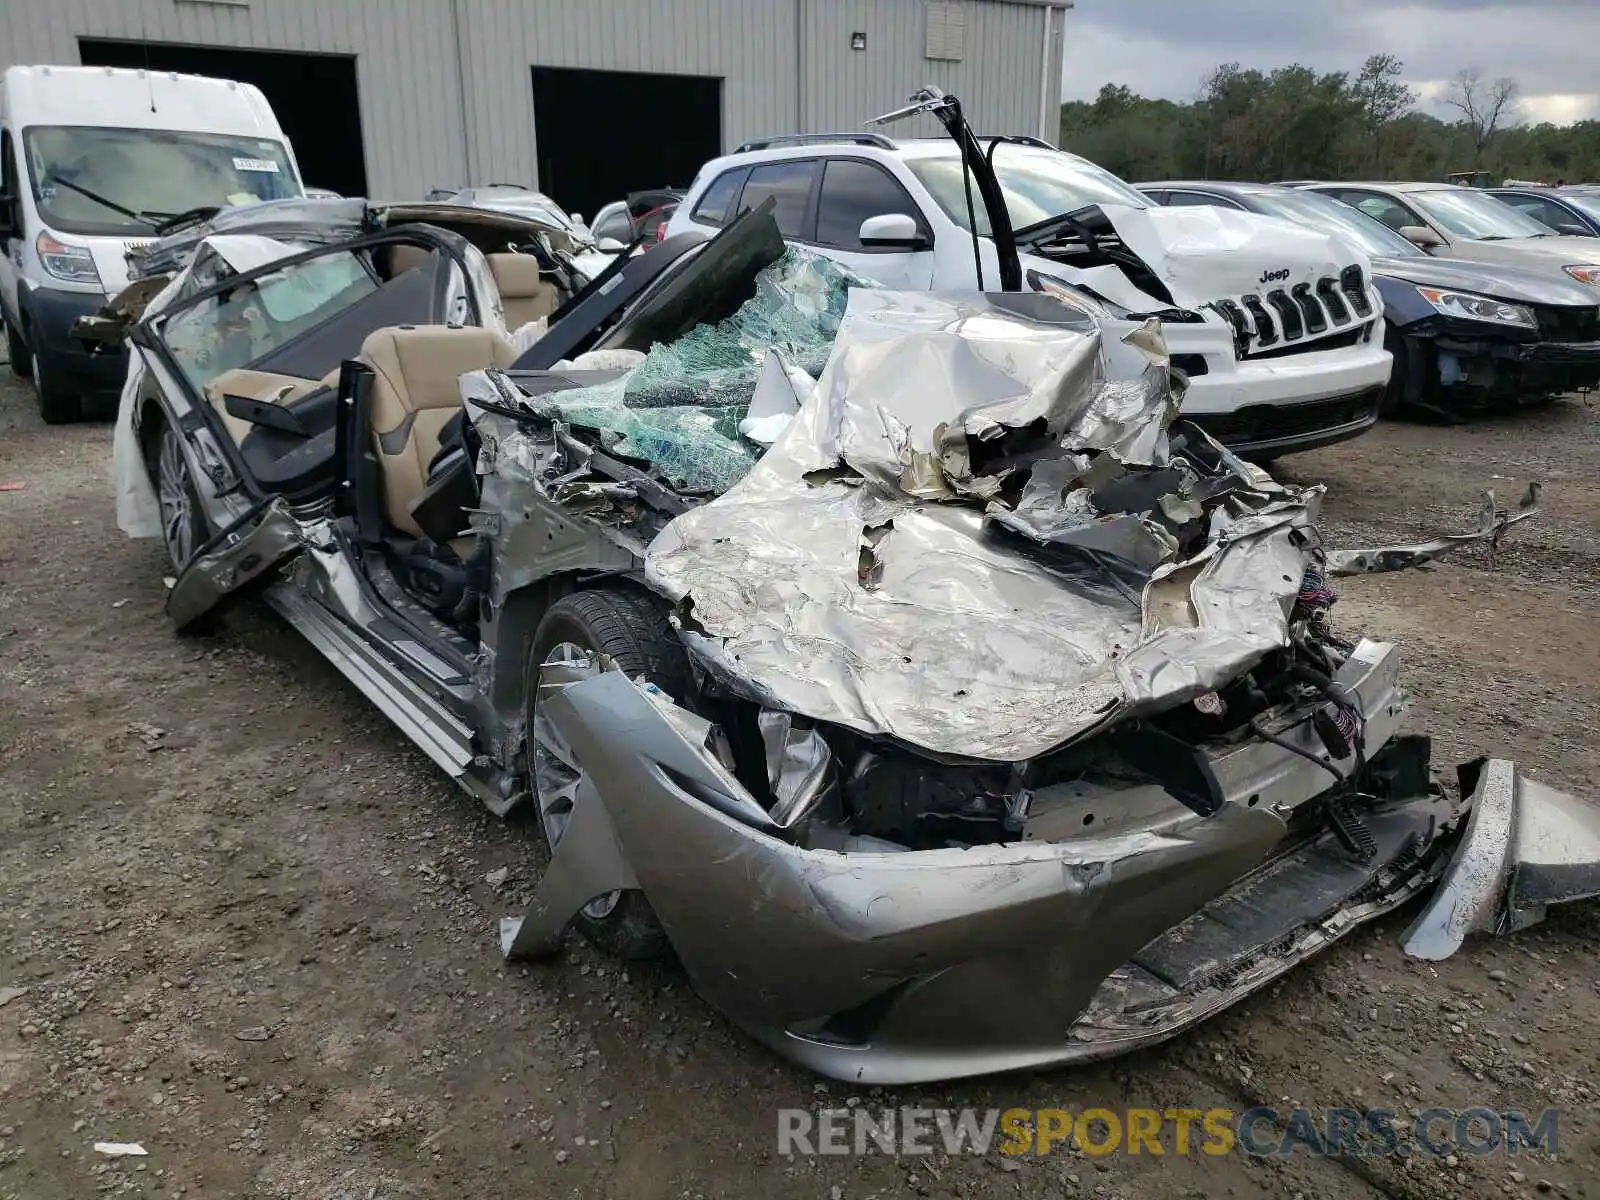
[797,0,1051,140]
[0,0,1060,199]
[0,0,466,197]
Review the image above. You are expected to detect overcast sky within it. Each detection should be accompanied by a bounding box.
[1060,0,1600,125]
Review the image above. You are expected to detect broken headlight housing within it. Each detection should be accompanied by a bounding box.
[1416,286,1536,329]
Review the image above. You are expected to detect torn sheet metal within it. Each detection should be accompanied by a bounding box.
[645,290,1319,761]
[758,710,835,826]
[984,456,1179,571]
[1092,202,1372,316]
[738,350,811,445]
[1403,758,1600,959]
[1327,484,1542,575]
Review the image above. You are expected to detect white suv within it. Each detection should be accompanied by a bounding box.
[666,133,1393,460]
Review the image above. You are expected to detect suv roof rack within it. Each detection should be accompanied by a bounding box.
[733,132,897,153]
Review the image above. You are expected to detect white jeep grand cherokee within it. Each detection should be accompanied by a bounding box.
[666,116,1392,461]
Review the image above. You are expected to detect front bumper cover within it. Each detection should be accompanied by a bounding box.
[497,639,1600,1084]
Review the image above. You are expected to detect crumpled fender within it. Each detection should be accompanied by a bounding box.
[1403,758,1600,960]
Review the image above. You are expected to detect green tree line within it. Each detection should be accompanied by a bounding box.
[1059,55,1600,184]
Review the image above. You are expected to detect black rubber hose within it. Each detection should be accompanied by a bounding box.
[1250,714,1347,785]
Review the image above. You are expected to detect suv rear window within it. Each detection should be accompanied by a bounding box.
[691,168,748,227]
[737,160,818,238]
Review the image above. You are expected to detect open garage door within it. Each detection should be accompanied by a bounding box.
[531,67,720,223]
[78,39,367,199]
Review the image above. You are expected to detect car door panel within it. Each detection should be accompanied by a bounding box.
[165,495,304,631]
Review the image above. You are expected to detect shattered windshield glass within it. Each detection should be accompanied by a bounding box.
[529,248,874,492]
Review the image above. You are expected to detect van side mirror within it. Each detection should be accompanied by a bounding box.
[0,193,18,240]
[859,212,929,249]
[1399,224,1445,250]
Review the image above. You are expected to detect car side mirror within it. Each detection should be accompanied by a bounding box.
[1399,224,1445,250]
[595,237,628,253]
[570,212,585,226]
[859,212,928,249]
[1557,222,1593,237]
[0,193,18,240]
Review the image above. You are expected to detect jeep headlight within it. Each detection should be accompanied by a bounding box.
[1417,286,1536,329]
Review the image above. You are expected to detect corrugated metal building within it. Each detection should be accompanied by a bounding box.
[0,0,1065,217]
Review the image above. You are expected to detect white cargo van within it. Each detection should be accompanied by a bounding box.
[0,65,305,422]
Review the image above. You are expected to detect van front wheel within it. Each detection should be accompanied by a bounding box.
[33,346,82,425]
[5,319,32,380]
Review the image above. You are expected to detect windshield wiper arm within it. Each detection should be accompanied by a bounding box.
[45,175,171,225]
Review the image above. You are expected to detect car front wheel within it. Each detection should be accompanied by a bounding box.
[147,420,207,571]
[525,588,693,960]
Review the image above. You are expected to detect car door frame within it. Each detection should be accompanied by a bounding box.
[133,224,483,514]
[795,155,938,287]
[146,225,489,632]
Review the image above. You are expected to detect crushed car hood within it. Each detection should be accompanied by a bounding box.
[1103,203,1370,310]
[642,287,1320,761]
[1022,203,1379,353]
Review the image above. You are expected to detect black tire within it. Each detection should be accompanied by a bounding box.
[4,319,32,380]
[525,588,693,960]
[33,345,82,425]
[144,417,208,572]
[1379,328,1408,419]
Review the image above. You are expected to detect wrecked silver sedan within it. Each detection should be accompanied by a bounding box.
[118,187,1599,1084]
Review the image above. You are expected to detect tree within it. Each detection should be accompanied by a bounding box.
[1353,54,1417,171]
[1058,60,1600,185]
[1445,68,1520,158]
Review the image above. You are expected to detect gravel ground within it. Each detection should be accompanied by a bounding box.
[1,367,1598,1200]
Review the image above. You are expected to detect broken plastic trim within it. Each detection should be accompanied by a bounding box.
[165,496,302,631]
[1402,758,1600,960]
[1326,483,1541,576]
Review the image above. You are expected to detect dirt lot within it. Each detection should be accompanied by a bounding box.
[1,366,1598,1200]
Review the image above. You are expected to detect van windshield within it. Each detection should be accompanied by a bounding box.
[23,126,301,235]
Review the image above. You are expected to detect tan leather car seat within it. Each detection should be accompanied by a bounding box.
[358,325,516,537]
[380,243,435,280]
[486,252,559,329]
[204,366,342,446]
